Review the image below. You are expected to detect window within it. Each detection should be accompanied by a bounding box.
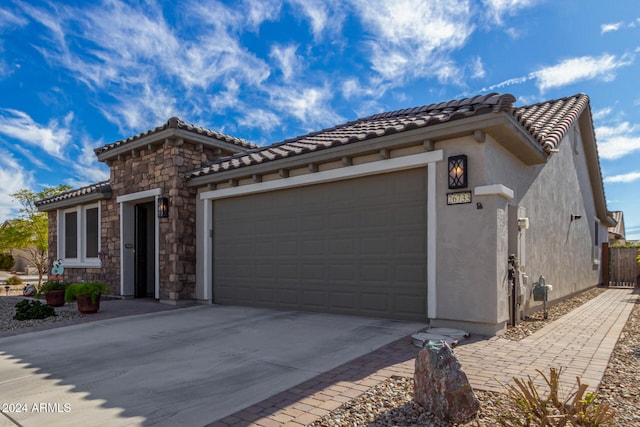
[59,204,101,266]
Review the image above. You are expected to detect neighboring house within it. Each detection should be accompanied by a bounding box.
[36,93,615,335]
[608,211,626,245]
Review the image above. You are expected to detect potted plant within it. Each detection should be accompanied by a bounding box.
[38,279,67,307]
[64,281,108,314]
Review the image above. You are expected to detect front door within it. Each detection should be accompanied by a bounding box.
[135,202,155,297]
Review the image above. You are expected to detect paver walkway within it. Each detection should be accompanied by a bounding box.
[210,288,637,426]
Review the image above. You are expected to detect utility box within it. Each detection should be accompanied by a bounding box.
[532,276,548,302]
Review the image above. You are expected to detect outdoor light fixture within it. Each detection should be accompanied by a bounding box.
[157,197,169,218]
[448,154,468,189]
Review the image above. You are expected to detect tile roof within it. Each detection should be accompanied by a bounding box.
[187,93,519,179]
[94,117,258,156]
[35,181,112,207]
[608,211,625,239]
[513,93,590,152]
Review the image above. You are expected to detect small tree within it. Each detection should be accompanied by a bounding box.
[0,185,71,285]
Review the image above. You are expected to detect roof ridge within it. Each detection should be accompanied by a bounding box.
[94,117,258,156]
[187,93,519,179]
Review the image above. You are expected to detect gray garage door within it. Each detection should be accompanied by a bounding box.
[212,168,428,320]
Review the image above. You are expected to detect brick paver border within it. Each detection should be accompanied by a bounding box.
[207,288,638,426]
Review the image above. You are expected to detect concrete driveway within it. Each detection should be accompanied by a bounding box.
[0,305,425,426]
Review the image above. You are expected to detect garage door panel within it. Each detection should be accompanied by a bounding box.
[213,168,428,321]
[302,290,326,307]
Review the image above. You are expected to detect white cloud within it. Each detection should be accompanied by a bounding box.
[270,84,342,131]
[351,0,474,83]
[0,149,33,222]
[19,0,271,132]
[243,0,282,30]
[0,6,28,29]
[270,44,301,81]
[469,56,486,79]
[482,0,538,24]
[287,0,345,40]
[0,109,72,159]
[604,172,640,183]
[601,22,623,34]
[99,84,180,132]
[596,122,640,160]
[236,109,281,133]
[533,54,633,92]
[592,107,613,121]
[68,136,110,186]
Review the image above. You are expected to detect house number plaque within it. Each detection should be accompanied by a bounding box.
[447,191,472,205]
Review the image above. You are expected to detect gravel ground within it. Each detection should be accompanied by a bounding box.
[0,296,84,333]
[310,287,639,427]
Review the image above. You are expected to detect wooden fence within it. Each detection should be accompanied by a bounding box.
[608,246,639,287]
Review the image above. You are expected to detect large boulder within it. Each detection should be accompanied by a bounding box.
[413,340,480,423]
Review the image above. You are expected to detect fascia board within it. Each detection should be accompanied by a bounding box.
[36,192,112,212]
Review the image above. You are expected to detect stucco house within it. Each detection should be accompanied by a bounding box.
[608,211,626,245]
[36,93,614,335]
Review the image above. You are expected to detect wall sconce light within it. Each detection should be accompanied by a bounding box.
[570,214,582,221]
[157,197,169,218]
[448,154,468,189]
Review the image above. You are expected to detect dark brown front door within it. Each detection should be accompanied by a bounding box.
[135,202,155,297]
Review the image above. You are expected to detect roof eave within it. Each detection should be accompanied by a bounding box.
[187,112,548,188]
[37,191,112,212]
[577,110,615,227]
[96,128,253,162]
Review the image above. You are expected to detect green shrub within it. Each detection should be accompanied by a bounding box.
[13,300,57,321]
[37,279,67,296]
[5,275,23,286]
[498,367,615,426]
[0,253,14,270]
[64,281,108,304]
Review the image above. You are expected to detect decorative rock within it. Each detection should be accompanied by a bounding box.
[413,340,480,423]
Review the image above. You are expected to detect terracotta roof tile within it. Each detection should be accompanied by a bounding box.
[187,93,594,179]
[35,181,112,207]
[94,117,257,156]
[512,94,589,152]
[187,93,517,178]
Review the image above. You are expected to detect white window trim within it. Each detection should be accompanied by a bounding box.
[58,203,101,268]
[593,217,601,265]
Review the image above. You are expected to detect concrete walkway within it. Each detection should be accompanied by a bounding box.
[211,288,637,426]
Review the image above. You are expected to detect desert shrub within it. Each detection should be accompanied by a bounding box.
[498,367,615,426]
[0,253,14,270]
[13,299,57,321]
[5,275,23,286]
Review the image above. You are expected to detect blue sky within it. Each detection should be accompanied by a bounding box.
[0,0,639,239]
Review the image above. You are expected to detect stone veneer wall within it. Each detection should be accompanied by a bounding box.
[46,141,224,301]
[104,142,223,301]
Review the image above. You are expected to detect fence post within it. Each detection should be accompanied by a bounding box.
[602,242,609,286]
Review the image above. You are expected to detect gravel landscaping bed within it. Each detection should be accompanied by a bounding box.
[0,296,84,333]
[310,287,639,426]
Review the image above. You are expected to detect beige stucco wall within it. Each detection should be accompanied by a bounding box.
[431,121,606,334]
[483,123,604,310]
[431,136,511,334]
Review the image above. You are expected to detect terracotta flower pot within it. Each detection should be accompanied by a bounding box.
[76,294,101,314]
[44,290,65,307]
